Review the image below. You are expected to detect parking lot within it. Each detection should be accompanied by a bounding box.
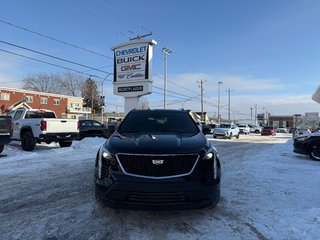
[1,134,319,240]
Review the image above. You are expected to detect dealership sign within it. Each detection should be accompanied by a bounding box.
[114,44,148,82]
[111,39,156,98]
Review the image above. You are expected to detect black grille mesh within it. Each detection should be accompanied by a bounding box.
[116,154,199,177]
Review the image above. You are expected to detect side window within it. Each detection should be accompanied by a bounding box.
[53,99,60,105]
[0,92,10,100]
[92,121,102,127]
[40,98,48,104]
[13,110,24,120]
[25,96,33,103]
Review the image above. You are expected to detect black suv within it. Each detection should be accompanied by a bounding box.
[293,132,320,161]
[94,109,221,210]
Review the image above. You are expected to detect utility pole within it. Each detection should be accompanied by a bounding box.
[162,47,172,109]
[250,107,253,120]
[198,79,206,122]
[100,74,111,124]
[255,104,258,125]
[228,89,231,122]
[91,85,94,120]
[217,81,222,124]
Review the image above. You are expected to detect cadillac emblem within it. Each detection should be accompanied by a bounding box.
[152,159,164,165]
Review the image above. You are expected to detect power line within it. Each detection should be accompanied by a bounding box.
[153,74,199,95]
[0,48,111,81]
[0,19,112,59]
[0,40,112,75]
[153,85,199,99]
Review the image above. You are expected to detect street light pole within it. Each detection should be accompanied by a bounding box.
[100,74,110,124]
[217,81,222,124]
[162,47,172,109]
[228,89,231,122]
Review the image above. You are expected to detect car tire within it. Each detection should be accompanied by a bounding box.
[229,133,233,139]
[236,133,239,139]
[308,143,320,161]
[0,144,4,153]
[59,141,72,148]
[21,132,36,151]
[255,130,260,134]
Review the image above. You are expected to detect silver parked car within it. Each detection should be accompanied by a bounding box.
[237,124,250,134]
[213,122,240,139]
[248,124,262,134]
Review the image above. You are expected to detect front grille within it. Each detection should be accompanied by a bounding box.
[116,153,199,178]
[128,191,186,203]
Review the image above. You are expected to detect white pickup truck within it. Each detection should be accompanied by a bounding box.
[8,109,79,151]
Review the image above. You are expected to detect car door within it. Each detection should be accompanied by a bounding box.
[11,110,24,139]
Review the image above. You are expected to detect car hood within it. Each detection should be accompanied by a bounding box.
[106,132,208,154]
[294,131,320,138]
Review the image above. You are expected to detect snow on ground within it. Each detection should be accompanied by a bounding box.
[0,134,319,240]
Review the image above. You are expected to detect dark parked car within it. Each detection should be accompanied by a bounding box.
[94,109,221,210]
[78,120,110,140]
[0,116,12,153]
[261,126,276,136]
[293,132,320,161]
[200,122,212,135]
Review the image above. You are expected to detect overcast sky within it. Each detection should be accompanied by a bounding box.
[1,0,320,119]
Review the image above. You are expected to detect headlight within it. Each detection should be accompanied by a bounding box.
[98,146,115,179]
[204,148,219,179]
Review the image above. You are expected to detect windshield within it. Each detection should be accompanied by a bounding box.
[118,110,199,134]
[219,124,231,128]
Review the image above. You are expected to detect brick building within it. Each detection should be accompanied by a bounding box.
[0,87,90,118]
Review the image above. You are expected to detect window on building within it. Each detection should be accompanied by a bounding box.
[53,99,60,105]
[40,98,48,104]
[25,96,33,103]
[70,102,80,109]
[0,92,10,101]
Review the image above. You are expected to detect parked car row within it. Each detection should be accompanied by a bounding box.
[1,108,116,152]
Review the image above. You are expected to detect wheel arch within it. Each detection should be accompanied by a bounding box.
[20,126,34,139]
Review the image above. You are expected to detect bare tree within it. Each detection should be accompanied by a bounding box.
[23,73,62,93]
[22,71,88,98]
[58,71,86,97]
[139,97,150,109]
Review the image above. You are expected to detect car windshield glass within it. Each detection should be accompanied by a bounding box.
[219,124,231,128]
[118,111,199,134]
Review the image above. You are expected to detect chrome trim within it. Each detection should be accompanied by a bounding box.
[115,153,200,179]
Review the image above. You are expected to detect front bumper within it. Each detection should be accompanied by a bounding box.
[213,132,228,138]
[95,175,220,211]
[293,141,307,155]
